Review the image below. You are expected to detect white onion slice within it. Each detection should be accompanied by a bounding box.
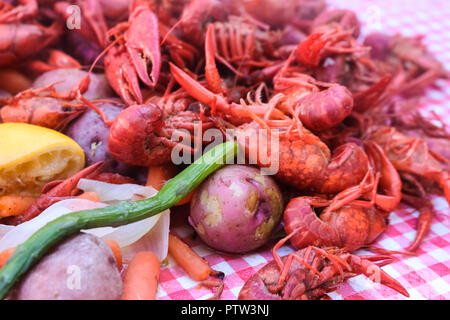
[121,210,170,263]
[0,225,14,239]
[0,179,170,261]
[0,199,105,252]
[77,179,157,203]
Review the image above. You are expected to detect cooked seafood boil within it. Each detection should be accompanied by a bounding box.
[0,0,448,300]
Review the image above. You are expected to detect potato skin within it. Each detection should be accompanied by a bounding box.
[15,233,122,300]
[189,165,284,253]
[64,101,146,179]
[65,101,123,165]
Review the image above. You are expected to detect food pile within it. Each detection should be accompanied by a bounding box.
[0,0,449,300]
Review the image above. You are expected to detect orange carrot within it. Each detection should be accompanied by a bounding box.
[146,164,177,190]
[168,234,211,281]
[0,195,35,218]
[105,239,122,270]
[0,247,15,269]
[76,192,100,202]
[175,191,193,206]
[122,251,160,300]
[146,165,193,206]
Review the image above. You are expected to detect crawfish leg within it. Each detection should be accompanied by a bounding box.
[402,193,434,253]
[18,162,104,223]
[204,24,224,94]
[0,0,38,23]
[347,254,410,297]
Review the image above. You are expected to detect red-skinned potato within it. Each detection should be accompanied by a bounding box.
[14,233,122,300]
[189,165,284,253]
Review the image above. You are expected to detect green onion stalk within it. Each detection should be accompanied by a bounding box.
[0,142,238,299]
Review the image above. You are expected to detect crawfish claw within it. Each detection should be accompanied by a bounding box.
[126,3,161,87]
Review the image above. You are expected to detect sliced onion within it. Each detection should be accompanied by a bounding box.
[121,210,170,263]
[77,178,157,203]
[0,179,170,261]
[0,225,14,241]
[0,199,105,252]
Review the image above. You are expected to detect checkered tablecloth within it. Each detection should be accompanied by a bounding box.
[156,0,450,300]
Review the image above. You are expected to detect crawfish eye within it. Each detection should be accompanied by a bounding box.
[62,106,72,112]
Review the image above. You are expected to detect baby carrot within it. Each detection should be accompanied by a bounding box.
[146,165,193,206]
[0,196,35,218]
[146,164,177,191]
[122,251,160,300]
[168,234,211,281]
[0,248,15,269]
[76,192,100,202]
[104,239,122,270]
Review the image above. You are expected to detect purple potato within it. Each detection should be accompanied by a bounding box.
[64,101,145,179]
[15,233,122,300]
[64,33,104,66]
[32,68,113,100]
[65,101,123,164]
[189,165,284,253]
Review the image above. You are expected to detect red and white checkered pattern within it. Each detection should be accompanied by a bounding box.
[156,0,450,300]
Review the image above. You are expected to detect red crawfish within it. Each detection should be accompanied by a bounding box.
[24,49,82,75]
[363,32,448,97]
[238,246,409,300]
[201,19,282,105]
[7,161,136,225]
[272,51,354,132]
[158,21,199,70]
[366,126,450,205]
[282,141,402,253]
[366,126,450,252]
[0,0,107,64]
[104,0,161,105]
[170,63,370,195]
[176,0,247,47]
[176,42,355,133]
[195,25,353,132]
[10,162,103,225]
[293,19,393,113]
[295,22,368,69]
[0,19,62,67]
[388,99,450,173]
[0,85,87,131]
[79,92,216,167]
[53,0,109,48]
[204,18,262,91]
[0,0,38,23]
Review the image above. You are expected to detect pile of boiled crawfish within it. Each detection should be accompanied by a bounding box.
[0,0,449,300]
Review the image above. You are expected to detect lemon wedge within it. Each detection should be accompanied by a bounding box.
[0,123,85,196]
